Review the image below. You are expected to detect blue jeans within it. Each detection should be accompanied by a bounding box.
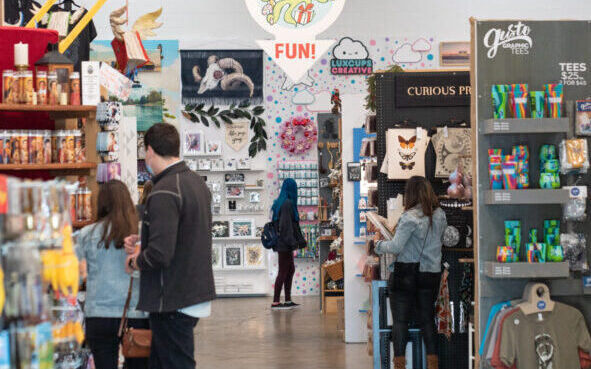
[149,312,199,369]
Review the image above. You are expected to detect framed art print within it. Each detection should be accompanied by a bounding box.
[212,220,230,238]
[249,192,261,203]
[231,219,255,238]
[206,140,223,155]
[211,158,225,171]
[225,173,245,183]
[225,158,237,171]
[439,41,470,67]
[237,157,251,170]
[183,129,204,155]
[223,245,243,269]
[212,245,222,270]
[226,186,245,199]
[244,244,265,269]
[198,158,211,171]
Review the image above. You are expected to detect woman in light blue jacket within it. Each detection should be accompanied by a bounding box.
[374,176,447,369]
[76,180,148,369]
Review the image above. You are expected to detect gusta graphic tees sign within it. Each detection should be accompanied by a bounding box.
[330,37,374,75]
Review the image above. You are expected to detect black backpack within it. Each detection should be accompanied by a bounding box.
[261,221,279,249]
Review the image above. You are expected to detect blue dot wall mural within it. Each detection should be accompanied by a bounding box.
[264,35,438,296]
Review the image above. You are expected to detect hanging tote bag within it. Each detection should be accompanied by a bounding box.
[118,277,152,358]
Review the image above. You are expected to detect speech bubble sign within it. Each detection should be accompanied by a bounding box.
[245,0,346,82]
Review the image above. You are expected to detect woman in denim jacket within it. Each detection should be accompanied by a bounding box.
[374,176,447,369]
[76,180,148,369]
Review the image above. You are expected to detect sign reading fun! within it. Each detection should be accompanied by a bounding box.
[330,37,374,75]
[244,0,346,83]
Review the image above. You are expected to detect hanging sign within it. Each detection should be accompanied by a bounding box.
[244,0,346,83]
[226,121,250,151]
[330,37,373,75]
[395,72,471,108]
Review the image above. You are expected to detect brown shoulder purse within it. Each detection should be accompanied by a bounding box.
[118,277,152,358]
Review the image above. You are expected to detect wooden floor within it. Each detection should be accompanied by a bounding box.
[195,297,370,369]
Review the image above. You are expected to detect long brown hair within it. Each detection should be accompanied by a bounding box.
[403,176,439,223]
[96,180,138,249]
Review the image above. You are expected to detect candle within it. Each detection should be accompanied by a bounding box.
[59,92,68,105]
[14,43,29,67]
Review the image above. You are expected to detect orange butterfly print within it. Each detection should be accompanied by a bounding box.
[398,136,417,149]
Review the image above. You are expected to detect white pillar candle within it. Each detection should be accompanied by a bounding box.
[14,43,29,67]
[59,92,68,105]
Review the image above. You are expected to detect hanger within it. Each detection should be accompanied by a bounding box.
[517,282,555,315]
[392,119,420,128]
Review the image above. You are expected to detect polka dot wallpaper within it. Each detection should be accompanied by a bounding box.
[264,36,438,295]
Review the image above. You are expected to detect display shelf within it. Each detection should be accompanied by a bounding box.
[0,162,97,171]
[244,187,265,190]
[215,267,267,272]
[325,289,344,293]
[225,182,246,185]
[0,104,97,113]
[483,118,570,134]
[484,261,569,279]
[212,237,260,242]
[317,235,338,241]
[484,189,570,205]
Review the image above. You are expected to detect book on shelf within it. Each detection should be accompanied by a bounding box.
[366,212,395,240]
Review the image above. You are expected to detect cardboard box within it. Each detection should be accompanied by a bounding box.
[325,296,343,314]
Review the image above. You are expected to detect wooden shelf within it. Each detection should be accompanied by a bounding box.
[325,289,344,293]
[0,162,97,171]
[0,104,97,118]
[72,219,94,229]
[317,236,338,241]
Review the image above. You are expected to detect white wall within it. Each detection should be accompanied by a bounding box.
[84,0,591,44]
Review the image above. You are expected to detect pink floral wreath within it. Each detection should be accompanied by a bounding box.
[280,117,318,154]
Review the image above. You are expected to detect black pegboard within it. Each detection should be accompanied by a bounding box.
[375,72,471,216]
[375,71,472,369]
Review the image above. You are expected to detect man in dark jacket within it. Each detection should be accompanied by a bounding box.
[125,123,215,369]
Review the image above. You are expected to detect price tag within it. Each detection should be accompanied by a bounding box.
[565,186,588,199]
[416,127,424,140]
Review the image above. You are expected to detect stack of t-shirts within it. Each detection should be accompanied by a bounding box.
[480,301,591,368]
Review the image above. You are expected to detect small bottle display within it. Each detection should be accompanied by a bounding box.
[36,71,48,105]
[69,72,80,105]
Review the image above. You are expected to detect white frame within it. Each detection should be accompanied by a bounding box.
[183,129,204,155]
[249,191,261,203]
[206,140,223,155]
[225,158,237,171]
[223,244,243,269]
[212,220,230,238]
[237,157,251,170]
[211,158,225,171]
[212,244,223,270]
[243,244,266,269]
[230,219,255,238]
[198,158,211,170]
[226,185,245,199]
